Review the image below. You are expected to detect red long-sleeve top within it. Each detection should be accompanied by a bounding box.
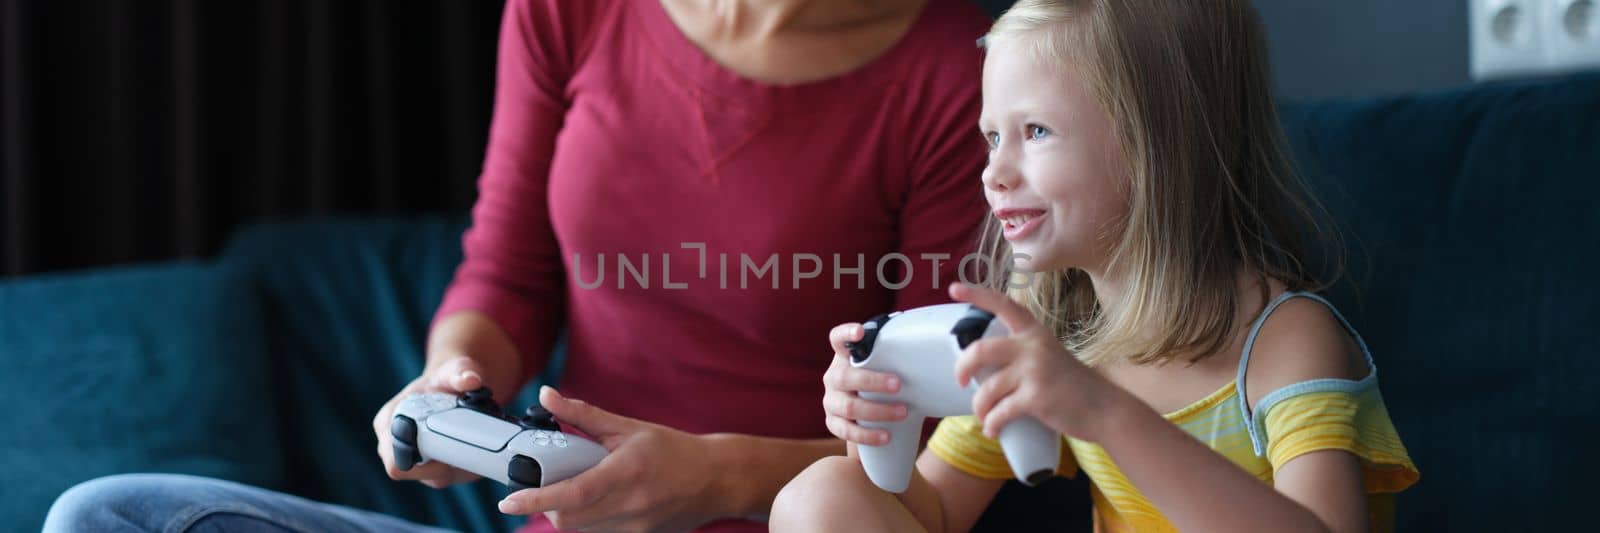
[434,1,990,530]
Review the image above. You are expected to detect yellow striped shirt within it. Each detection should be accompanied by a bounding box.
[928,292,1420,532]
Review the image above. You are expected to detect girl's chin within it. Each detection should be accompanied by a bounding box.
[1004,250,1065,274]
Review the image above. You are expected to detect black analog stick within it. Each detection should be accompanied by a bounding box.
[519,405,560,431]
[950,306,997,350]
[845,313,894,363]
[458,387,500,414]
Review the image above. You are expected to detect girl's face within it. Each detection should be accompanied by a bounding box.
[978,42,1128,274]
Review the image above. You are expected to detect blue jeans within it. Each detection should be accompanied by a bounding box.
[44,473,457,533]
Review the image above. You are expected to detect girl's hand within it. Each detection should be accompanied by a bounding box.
[948,283,1126,443]
[821,323,910,448]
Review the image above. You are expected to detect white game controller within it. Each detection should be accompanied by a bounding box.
[846,303,1062,493]
[391,388,607,492]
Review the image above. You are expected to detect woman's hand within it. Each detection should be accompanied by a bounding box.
[372,356,492,488]
[376,310,525,488]
[948,283,1126,443]
[821,323,909,451]
[495,387,727,532]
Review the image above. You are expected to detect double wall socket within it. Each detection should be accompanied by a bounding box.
[1471,0,1600,80]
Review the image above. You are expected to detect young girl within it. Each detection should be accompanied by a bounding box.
[769,1,1419,531]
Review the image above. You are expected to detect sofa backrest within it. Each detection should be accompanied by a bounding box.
[217,216,530,532]
[1281,71,1600,530]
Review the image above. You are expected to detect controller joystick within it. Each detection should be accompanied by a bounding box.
[457,387,500,414]
[519,405,559,431]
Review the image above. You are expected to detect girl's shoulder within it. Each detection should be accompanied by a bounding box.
[1238,291,1372,412]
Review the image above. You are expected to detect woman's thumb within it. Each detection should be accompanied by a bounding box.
[430,356,486,392]
[539,386,628,437]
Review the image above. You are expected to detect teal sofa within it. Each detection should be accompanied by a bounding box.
[2,71,1597,531]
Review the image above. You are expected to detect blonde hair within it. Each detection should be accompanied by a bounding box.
[978,0,1343,366]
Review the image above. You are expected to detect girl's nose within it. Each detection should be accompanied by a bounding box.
[983,152,1021,192]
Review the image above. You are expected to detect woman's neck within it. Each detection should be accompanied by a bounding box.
[698,0,921,37]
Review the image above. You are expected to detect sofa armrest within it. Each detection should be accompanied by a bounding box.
[0,262,286,531]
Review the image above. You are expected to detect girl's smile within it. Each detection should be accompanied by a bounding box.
[994,207,1048,241]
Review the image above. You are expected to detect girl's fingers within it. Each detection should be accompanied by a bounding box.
[953,336,1018,387]
[824,390,907,422]
[981,391,1031,439]
[840,367,901,394]
[970,367,1021,422]
[828,323,865,352]
[826,415,891,446]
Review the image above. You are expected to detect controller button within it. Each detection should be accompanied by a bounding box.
[391,415,421,471]
[392,415,418,444]
[393,441,421,471]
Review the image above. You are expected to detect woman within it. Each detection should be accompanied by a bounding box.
[44,0,991,531]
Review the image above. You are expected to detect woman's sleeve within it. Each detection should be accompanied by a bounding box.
[1260,388,1421,493]
[928,416,1078,480]
[889,66,990,312]
[433,0,584,384]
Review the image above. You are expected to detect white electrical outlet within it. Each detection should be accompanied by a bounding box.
[1472,0,1600,80]
[1543,0,1600,71]
[1471,0,1547,80]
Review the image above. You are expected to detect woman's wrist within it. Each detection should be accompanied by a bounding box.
[700,434,752,519]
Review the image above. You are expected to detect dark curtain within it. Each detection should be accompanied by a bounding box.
[1,0,1020,277]
[1,0,507,276]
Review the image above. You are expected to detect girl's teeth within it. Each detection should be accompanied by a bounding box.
[1001,213,1039,228]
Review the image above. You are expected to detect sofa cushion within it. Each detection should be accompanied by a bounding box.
[219,216,531,532]
[1281,71,1600,531]
[0,262,286,531]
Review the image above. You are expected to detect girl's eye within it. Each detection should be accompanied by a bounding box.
[985,132,1000,149]
[1027,124,1051,140]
